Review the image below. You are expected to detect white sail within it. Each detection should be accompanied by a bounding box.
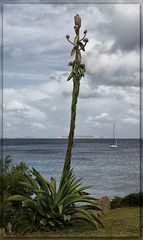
[109,121,118,148]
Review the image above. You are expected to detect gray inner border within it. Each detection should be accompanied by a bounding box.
[0,1,142,239]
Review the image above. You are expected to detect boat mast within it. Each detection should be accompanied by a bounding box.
[113,121,117,145]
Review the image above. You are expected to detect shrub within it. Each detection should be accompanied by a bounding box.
[1,156,32,230]
[8,168,103,235]
[110,196,123,209]
[4,161,31,197]
[111,192,143,209]
[8,208,37,235]
[122,193,142,207]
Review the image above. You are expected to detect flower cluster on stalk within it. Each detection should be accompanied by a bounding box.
[65,14,89,81]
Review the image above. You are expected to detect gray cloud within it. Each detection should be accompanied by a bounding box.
[3,4,140,138]
[96,4,140,52]
[84,48,139,87]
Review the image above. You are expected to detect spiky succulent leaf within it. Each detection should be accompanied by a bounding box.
[8,168,103,232]
[7,195,26,201]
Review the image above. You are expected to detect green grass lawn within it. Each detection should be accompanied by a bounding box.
[2,207,142,239]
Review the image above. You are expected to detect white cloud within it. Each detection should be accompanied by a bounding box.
[4,100,30,112]
[85,49,139,87]
[30,122,46,130]
[95,112,109,119]
[122,117,139,125]
[127,108,139,116]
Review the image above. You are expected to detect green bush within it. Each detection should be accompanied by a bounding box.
[4,161,31,197]
[110,196,123,209]
[122,193,142,207]
[111,192,143,209]
[8,208,37,235]
[1,156,32,230]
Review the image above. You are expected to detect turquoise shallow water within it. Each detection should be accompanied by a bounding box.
[3,138,140,198]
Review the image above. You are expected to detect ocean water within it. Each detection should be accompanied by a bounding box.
[3,138,140,198]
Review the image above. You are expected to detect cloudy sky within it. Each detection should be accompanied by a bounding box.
[2,3,140,138]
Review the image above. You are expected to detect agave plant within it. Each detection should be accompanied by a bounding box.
[7,15,104,235]
[8,168,103,234]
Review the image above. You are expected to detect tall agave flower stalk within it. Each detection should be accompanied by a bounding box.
[63,14,88,177]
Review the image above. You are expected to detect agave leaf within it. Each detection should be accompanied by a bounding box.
[23,198,35,205]
[32,168,49,193]
[57,175,76,201]
[74,185,92,193]
[58,204,63,215]
[54,219,64,227]
[75,207,103,228]
[46,213,51,218]
[51,177,56,191]
[22,198,37,208]
[63,206,75,215]
[68,178,82,193]
[71,216,98,229]
[28,175,39,189]
[79,204,102,211]
[49,220,55,227]
[7,195,26,201]
[40,193,53,205]
[70,177,82,189]
[61,195,86,206]
[40,199,48,208]
[75,207,94,220]
[64,176,77,192]
[58,171,65,191]
[34,189,45,194]
[67,183,82,196]
[40,218,48,226]
[63,171,76,189]
[90,212,104,228]
[36,203,47,217]
[80,195,99,201]
[19,181,37,192]
[57,175,83,202]
[33,212,37,223]
[57,183,69,202]
[63,195,98,208]
[50,177,57,200]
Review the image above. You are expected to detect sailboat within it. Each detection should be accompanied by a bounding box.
[109,122,118,148]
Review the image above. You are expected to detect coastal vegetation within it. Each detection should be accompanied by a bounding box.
[1,157,142,237]
[111,193,143,209]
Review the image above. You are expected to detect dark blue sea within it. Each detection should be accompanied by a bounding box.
[3,138,140,199]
